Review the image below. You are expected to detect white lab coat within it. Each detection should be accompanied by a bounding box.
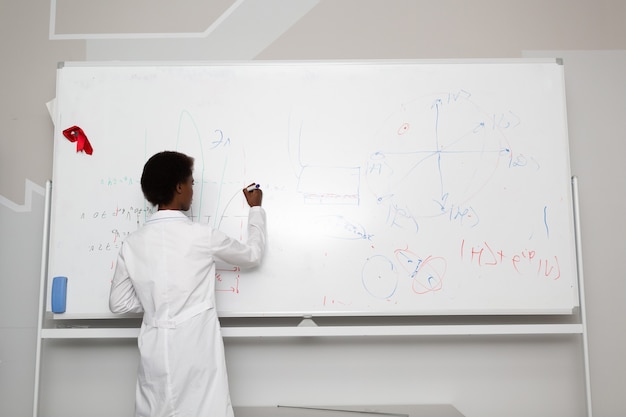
[109,207,266,417]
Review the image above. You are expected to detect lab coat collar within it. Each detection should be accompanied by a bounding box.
[146,209,190,224]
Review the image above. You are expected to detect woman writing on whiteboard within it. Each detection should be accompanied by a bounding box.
[109,150,266,417]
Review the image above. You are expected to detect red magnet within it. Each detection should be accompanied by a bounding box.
[63,126,93,155]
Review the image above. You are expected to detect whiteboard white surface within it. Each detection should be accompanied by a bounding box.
[48,60,578,318]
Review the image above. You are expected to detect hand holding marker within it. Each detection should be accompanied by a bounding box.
[243,183,262,207]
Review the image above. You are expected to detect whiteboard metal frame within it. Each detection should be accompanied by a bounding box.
[59,58,562,68]
[49,58,578,318]
[572,176,593,417]
[33,180,52,417]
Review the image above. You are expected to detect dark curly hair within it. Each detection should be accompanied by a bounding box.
[140,151,194,206]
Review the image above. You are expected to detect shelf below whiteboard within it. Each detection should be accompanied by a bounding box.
[40,323,584,339]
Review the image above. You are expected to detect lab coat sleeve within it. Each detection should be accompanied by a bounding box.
[211,206,267,268]
[109,245,144,314]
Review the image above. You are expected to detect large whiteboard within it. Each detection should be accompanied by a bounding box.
[48,60,578,318]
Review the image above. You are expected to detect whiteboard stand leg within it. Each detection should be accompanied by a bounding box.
[572,176,593,417]
[298,315,318,327]
[33,180,52,417]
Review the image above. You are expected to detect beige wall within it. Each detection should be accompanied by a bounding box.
[1,1,625,416]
